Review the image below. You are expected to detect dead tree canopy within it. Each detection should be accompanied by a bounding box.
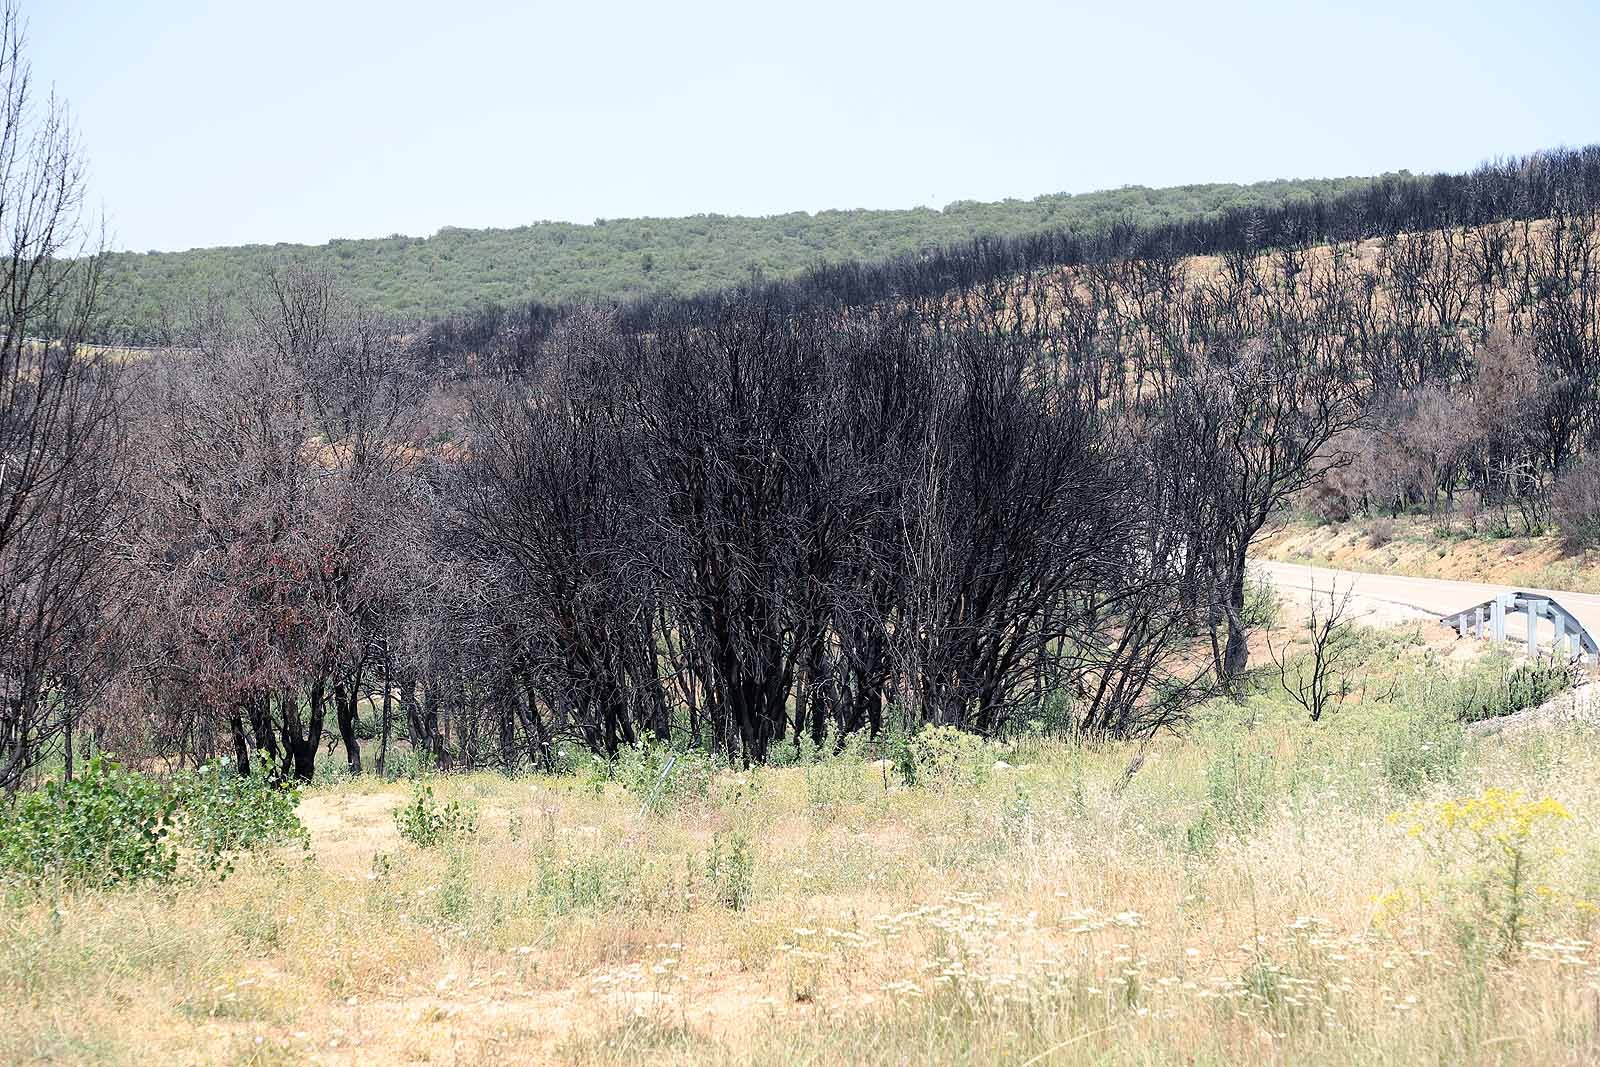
[0,3,120,791]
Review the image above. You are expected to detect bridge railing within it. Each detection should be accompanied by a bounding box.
[1440,592,1599,668]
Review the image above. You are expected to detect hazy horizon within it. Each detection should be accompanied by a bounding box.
[34,0,1600,253]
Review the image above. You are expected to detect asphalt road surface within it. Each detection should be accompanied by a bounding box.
[1252,559,1600,649]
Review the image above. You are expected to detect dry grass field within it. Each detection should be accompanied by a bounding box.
[5,627,1600,1066]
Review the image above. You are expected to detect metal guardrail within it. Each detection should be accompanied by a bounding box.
[1441,592,1599,667]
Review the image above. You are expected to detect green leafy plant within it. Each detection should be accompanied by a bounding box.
[616,740,712,815]
[899,725,991,790]
[0,756,178,888]
[393,783,478,848]
[1446,657,1577,724]
[173,760,309,877]
[706,831,753,910]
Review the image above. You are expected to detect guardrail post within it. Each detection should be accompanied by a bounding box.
[1528,598,1549,656]
[1475,605,1485,639]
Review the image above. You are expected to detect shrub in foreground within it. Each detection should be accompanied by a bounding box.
[898,725,992,790]
[0,757,309,889]
[394,783,478,847]
[0,756,178,888]
[174,760,310,876]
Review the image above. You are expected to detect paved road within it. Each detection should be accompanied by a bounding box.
[1252,559,1600,647]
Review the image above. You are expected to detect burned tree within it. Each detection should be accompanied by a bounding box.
[456,310,663,759]
[123,269,425,780]
[897,281,1133,734]
[1160,339,1364,680]
[0,4,121,791]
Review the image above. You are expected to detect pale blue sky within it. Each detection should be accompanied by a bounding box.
[32,0,1600,252]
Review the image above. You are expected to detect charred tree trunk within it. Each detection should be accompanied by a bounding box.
[376,656,392,777]
[334,674,364,776]
[230,710,252,776]
[280,683,325,782]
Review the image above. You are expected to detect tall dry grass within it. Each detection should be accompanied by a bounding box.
[3,627,1599,1065]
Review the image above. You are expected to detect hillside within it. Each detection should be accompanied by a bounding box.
[90,174,1381,342]
[1260,514,1600,595]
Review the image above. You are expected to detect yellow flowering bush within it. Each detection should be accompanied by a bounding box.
[1389,788,1572,954]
